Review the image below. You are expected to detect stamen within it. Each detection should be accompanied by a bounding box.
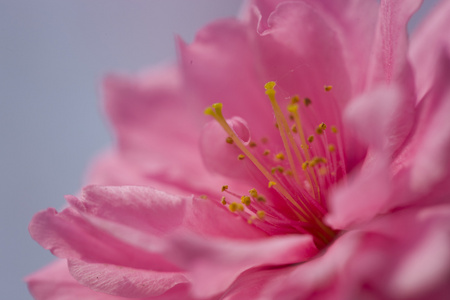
[221,185,228,192]
[324,85,333,92]
[226,137,234,144]
[229,202,244,212]
[237,154,245,160]
[204,102,308,219]
[221,197,227,205]
[241,196,251,206]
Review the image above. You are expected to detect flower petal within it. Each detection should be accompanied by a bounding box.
[26,260,127,300]
[68,259,190,299]
[409,0,450,101]
[164,233,317,298]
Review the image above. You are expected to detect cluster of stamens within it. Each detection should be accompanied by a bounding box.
[204,82,345,247]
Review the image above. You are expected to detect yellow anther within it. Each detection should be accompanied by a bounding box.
[319,122,327,130]
[285,169,293,176]
[291,95,300,104]
[229,202,244,212]
[264,81,276,90]
[257,210,266,219]
[221,196,227,205]
[263,149,271,156]
[316,127,324,135]
[304,98,312,107]
[328,144,336,152]
[212,103,223,114]
[308,135,314,143]
[256,195,266,202]
[271,167,277,174]
[268,181,277,188]
[302,161,309,170]
[237,154,245,160]
[310,157,327,167]
[289,114,294,121]
[287,104,298,113]
[291,124,297,133]
[261,137,268,144]
[249,188,258,198]
[249,141,257,148]
[225,137,234,144]
[248,217,254,224]
[221,185,228,192]
[241,195,251,206]
[200,195,208,199]
[275,153,285,160]
[324,85,333,92]
[331,126,338,133]
[204,107,214,116]
[277,166,285,173]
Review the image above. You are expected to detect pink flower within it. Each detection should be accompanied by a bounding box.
[27,0,450,299]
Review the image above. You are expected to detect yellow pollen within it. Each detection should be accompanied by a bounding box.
[275,153,285,160]
[200,195,208,199]
[263,149,270,156]
[291,95,300,104]
[237,154,245,160]
[302,161,309,170]
[249,188,258,198]
[249,141,257,148]
[319,122,327,130]
[304,98,312,107]
[264,81,276,90]
[241,195,251,206]
[328,144,336,152]
[257,210,266,219]
[268,181,277,188]
[221,196,227,205]
[324,85,333,91]
[331,126,338,133]
[225,137,234,144]
[308,135,314,143]
[221,185,228,192]
[316,127,323,135]
[285,169,293,176]
[229,202,244,212]
[291,124,297,133]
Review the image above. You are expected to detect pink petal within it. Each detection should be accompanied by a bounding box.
[364,0,422,153]
[68,259,191,299]
[100,66,221,196]
[165,233,317,298]
[26,260,127,300]
[409,0,450,101]
[392,49,450,205]
[326,155,391,230]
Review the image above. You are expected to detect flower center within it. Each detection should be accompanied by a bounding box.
[204,82,344,248]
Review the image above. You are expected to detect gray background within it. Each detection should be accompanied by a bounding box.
[0,0,439,299]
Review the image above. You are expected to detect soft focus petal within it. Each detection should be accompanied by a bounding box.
[165,233,317,298]
[26,260,128,300]
[410,0,450,101]
[68,259,190,299]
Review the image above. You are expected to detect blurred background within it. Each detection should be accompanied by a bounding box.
[0,0,440,298]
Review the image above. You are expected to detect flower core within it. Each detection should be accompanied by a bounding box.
[205,82,344,248]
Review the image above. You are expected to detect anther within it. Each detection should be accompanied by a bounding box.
[221,196,227,205]
[241,196,251,206]
[249,188,258,198]
[328,144,336,152]
[249,141,257,148]
[291,95,300,104]
[257,210,266,219]
[275,153,285,160]
[324,85,333,92]
[268,181,277,188]
[308,135,314,143]
[237,154,245,160]
[226,137,234,144]
[331,126,338,133]
[229,202,244,212]
[221,185,228,192]
[263,149,270,156]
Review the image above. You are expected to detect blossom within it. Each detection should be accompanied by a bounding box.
[27,0,450,299]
